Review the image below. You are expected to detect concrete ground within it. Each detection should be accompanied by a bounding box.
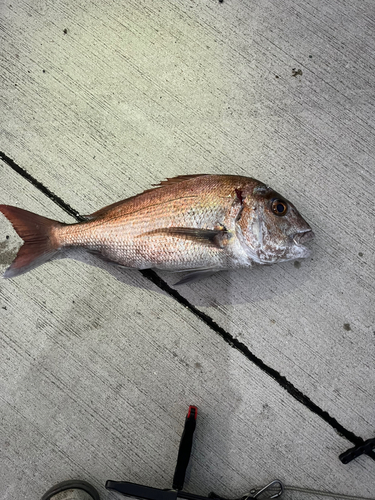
[1,0,374,499]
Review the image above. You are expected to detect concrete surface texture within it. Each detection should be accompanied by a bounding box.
[1,0,374,499]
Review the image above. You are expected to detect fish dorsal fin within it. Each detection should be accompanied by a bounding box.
[83,199,130,220]
[151,174,207,187]
[137,174,209,198]
[84,175,209,220]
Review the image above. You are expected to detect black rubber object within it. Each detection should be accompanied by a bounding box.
[339,437,375,464]
[41,479,100,500]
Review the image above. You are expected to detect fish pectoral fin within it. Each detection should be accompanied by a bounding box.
[140,227,230,248]
[174,268,221,286]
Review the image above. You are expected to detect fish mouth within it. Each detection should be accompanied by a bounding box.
[292,229,315,247]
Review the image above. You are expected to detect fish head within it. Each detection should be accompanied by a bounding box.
[237,182,314,264]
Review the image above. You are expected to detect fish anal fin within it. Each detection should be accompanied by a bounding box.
[85,248,126,266]
[174,268,221,285]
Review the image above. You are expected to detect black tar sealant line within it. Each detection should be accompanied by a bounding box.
[1,151,364,448]
[0,151,86,222]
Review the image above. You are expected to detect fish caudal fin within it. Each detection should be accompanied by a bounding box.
[0,205,62,278]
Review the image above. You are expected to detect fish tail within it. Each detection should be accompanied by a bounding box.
[0,205,63,278]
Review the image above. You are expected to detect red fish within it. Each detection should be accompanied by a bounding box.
[0,175,314,283]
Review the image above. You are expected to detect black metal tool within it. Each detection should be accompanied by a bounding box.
[105,406,283,500]
[339,437,375,464]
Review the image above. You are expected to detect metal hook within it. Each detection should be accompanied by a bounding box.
[248,480,284,499]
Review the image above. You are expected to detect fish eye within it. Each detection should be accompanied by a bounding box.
[271,199,288,216]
